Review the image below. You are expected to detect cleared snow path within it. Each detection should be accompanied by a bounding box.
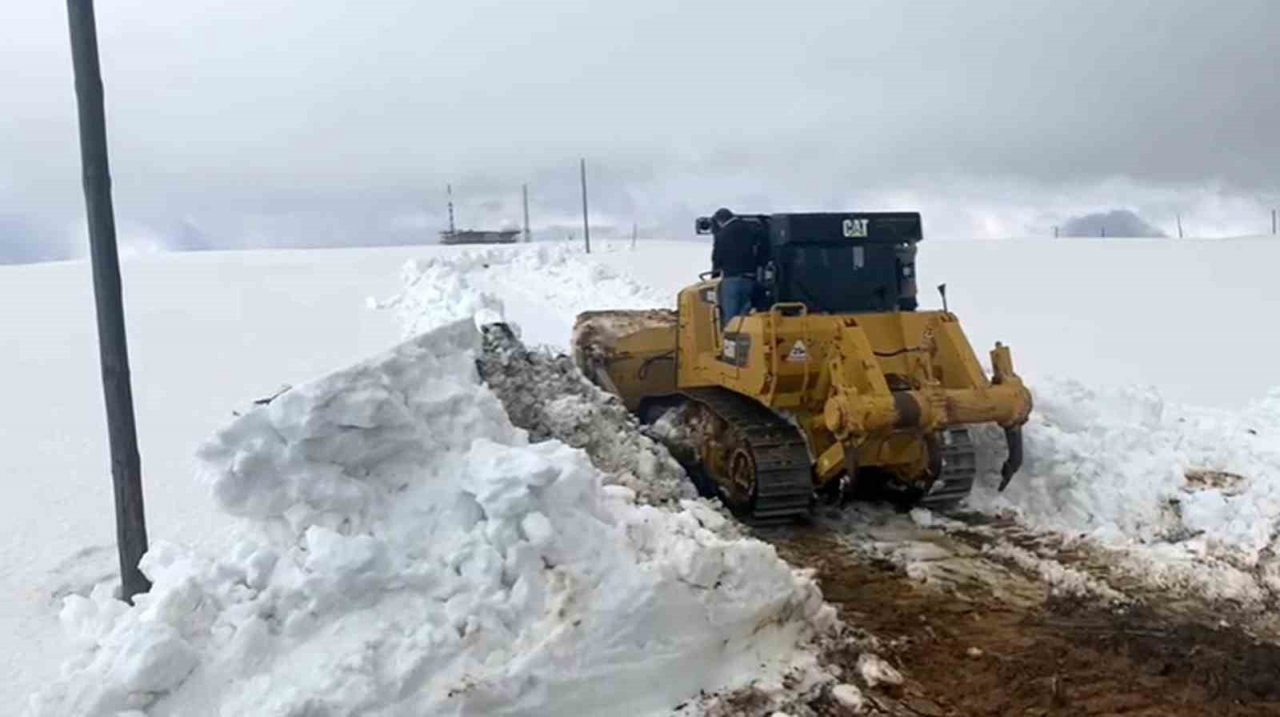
[383,240,1280,601]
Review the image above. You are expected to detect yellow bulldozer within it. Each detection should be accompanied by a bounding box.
[573,212,1032,522]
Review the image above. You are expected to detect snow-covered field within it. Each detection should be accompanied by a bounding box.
[1,247,421,705]
[4,236,1280,712]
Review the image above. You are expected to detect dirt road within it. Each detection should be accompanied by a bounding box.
[763,507,1280,716]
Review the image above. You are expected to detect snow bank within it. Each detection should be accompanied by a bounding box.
[381,244,670,347]
[31,320,832,716]
[972,379,1280,568]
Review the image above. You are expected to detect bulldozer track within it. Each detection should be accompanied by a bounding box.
[917,428,977,509]
[682,388,814,523]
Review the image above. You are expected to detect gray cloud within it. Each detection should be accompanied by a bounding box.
[1062,209,1167,238]
[0,216,79,265]
[2,0,1278,262]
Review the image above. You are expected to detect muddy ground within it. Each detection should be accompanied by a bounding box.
[763,508,1280,716]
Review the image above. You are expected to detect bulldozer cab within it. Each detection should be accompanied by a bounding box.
[697,212,922,315]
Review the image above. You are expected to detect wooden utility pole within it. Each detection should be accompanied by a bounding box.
[1177,213,1184,239]
[521,184,531,243]
[1272,209,1277,235]
[66,0,151,602]
[446,184,457,235]
[631,222,637,250]
[579,158,591,254]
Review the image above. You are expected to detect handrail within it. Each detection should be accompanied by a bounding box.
[766,303,812,403]
[769,302,808,317]
[767,307,779,404]
[710,297,723,354]
[801,313,812,396]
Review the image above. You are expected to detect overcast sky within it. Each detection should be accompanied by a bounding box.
[2,0,1278,262]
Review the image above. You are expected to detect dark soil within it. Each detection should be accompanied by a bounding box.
[774,532,1280,716]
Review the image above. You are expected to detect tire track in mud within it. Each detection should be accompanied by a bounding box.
[761,508,1280,716]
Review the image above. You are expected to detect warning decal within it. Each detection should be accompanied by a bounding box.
[787,340,808,362]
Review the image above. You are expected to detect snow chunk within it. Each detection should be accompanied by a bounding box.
[856,653,903,688]
[476,323,695,506]
[831,682,867,710]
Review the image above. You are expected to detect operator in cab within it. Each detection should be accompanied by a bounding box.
[710,208,768,329]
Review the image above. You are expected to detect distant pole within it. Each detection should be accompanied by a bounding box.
[1053,225,1059,238]
[1272,209,1277,235]
[1101,226,1106,238]
[446,184,456,235]
[1177,213,1184,239]
[579,158,591,254]
[631,221,638,250]
[521,183,531,243]
[66,0,151,603]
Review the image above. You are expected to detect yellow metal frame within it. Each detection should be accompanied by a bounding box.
[578,277,1032,489]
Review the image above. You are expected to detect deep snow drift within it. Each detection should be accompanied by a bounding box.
[973,381,1280,551]
[967,380,1280,601]
[31,320,832,715]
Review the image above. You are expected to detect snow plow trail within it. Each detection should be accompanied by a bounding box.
[766,511,1280,716]
[477,326,1280,715]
